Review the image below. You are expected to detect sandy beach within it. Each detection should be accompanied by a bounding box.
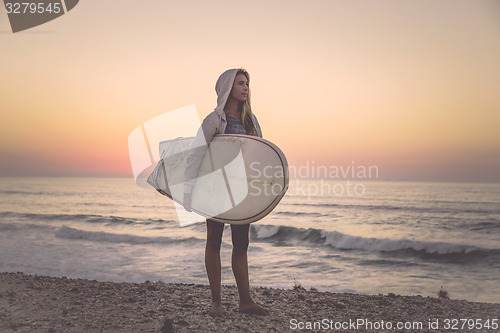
[0,272,498,332]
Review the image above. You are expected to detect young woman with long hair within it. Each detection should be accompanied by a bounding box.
[183,68,268,316]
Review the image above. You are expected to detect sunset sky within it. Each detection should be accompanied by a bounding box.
[1,0,499,182]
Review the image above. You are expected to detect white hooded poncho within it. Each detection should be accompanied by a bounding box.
[183,69,263,195]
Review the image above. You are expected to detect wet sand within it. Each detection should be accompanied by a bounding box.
[1,272,498,332]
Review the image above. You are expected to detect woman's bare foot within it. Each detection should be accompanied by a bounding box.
[209,300,223,317]
[239,301,269,315]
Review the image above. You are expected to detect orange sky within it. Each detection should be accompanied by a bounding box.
[1,0,499,181]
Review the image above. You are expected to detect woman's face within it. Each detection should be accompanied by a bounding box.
[230,73,249,103]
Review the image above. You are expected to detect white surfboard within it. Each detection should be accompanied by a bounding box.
[147,134,289,225]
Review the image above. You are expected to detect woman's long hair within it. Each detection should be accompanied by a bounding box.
[236,69,257,136]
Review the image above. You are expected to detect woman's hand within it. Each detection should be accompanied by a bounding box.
[183,193,192,212]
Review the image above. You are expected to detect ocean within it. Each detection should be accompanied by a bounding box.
[0,177,499,303]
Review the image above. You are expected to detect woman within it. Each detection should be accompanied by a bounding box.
[183,68,268,316]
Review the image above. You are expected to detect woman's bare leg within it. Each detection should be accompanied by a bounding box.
[205,219,224,316]
[231,224,269,315]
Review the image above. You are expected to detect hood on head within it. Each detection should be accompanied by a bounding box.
[214,68,250,117]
